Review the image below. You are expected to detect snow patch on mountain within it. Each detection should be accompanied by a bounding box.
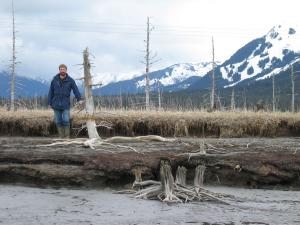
[136,78,157,88]
[136,62,212,88]
[255,58,299,81]
[34,77,50,85]
[92,71,141,86]
[160,63,211,86]
[222,24,300,88]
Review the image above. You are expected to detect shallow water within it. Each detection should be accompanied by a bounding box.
[0,185,299,225]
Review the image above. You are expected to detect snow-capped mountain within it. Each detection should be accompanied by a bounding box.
[225,25,300,86]
[136,63,211,87]
[35,76,51,86]
[96,24,300,95]
[0,71,50,97]
[188,24,300,90]
[94,62,213,95]
[1,24,299,98]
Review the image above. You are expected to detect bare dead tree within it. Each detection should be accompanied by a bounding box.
[216,93,223,111]
[119,88,123,109]
[210,36,216,110]
[141,17,160,111]
[272,73,276,112]
[9,0,17,111]
[242,88,247,111]
[83,48,100,139]
[157,80,162,111]
[145,17,151,111]
[34,93,38,110]
[291,65,295,113]
[230,87,235,111]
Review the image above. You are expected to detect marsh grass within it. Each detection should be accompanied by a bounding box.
[1,108,300,137]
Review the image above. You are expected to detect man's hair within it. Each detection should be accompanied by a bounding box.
[59,64,67,70]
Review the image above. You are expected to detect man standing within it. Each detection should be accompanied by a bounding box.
[48,64,82,138]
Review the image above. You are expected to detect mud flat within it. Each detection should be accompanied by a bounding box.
[0,137,299,189]
[1,185,299,225]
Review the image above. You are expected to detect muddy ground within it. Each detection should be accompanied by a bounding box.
[1,185,299,225]
[0,137,299,189]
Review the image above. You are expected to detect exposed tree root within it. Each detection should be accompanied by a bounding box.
[36,139,87,147]
[106,135,175,143]
[118,160,232,204]
[177,140,232,161]
[36,135,176,153]
[133,180,161,188]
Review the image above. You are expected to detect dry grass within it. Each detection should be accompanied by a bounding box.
[1,107,300,137]
[0,108,54,136]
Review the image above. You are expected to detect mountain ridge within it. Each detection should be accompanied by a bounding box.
[1,24,299,99]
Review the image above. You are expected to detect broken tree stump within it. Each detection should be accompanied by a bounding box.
[194,165,206,187]
[159,160,181,202]
[130,160,231,204]
[175,166,187,186]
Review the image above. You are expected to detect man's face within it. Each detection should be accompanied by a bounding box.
[59,67,67,79]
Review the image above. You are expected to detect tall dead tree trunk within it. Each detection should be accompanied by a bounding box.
[34,93,38,110]
[145,17,150,111]
[217,93,223,111]
[83,48,100,139]
[157,81,162,111]
[230,88,235,111]
[10,0,16,111]
[243,88,247,111]
[291,65,295,113]
[141,17,160,111]
[119,89,123,109]
[210,37,216,111]
[272,73,276,112]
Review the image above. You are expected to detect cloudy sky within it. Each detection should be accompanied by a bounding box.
[0,0,299,83]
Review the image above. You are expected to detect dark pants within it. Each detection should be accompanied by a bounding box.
[53,109,70,127]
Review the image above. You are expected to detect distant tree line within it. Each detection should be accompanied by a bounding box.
[1,87,298,112]
[0,66,299,112]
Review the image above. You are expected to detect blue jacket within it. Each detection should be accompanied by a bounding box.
[48,74,81,110]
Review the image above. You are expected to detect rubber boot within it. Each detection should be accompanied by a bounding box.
[57,126,64,139]
[64,126,71,139]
